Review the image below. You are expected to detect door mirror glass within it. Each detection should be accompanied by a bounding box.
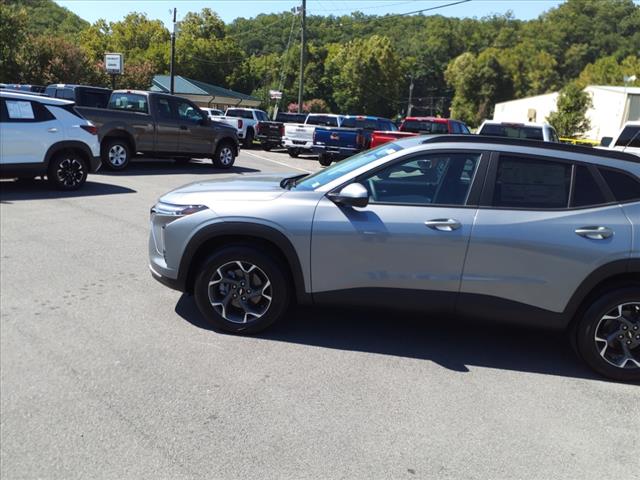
[600,136,613,147]
[330,183,369,208]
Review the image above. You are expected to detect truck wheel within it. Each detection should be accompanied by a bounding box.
[213,142,236,169]
[319,154,332,166]
[288,148,299,158]
[243,129,254,149]
[47,151,87,190]
[102,138,131,170]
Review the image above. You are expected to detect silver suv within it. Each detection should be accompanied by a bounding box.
[149,136,640,381]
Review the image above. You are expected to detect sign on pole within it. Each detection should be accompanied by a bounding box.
[269,90,283,100]
[104,53,124,75]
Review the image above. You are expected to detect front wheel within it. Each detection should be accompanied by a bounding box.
[574,286,640,382]
[47,152,87,190]
[194,246,291,334]
[318,154,332,166]
[212,142,236,169]
[102,138,131,170]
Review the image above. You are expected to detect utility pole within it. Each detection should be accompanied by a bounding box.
[297,0,306,114]
[170,8,177,95]
[407,75,414,117]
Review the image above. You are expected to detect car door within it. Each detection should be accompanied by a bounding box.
[311,150,487,311]
[173,99,214,156]
[151,96,179,153]
[459,153,633,317]
[0,98,62,165]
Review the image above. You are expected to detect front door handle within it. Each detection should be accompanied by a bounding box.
[575,226,613,240]
[424,218,462,232]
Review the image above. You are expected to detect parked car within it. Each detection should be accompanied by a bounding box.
[478,121,559,142]
[79,90,239,170]
[370,116,471,149]
[0,90,101,189]
[312,115,397,165]
[275,112,307,124]
[44,84,112,108]
[255,121,284,151]
[222,108,270,148]
[282,114,344,158]
[599,122,640,157]
[149,135,640,382]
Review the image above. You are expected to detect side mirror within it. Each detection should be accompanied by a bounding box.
[329,183,369,208]
[600,136,613,147]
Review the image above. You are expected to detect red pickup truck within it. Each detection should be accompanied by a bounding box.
[370,117,471,149]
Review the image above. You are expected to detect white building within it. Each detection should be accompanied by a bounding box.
[492,85,640,141]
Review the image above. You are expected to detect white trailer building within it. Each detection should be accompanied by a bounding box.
[492,85,640,141]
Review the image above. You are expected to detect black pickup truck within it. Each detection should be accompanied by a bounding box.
[79,90,239,170]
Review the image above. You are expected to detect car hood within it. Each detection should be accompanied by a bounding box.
[159,173,292,204]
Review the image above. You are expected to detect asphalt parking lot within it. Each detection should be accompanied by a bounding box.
[1,148,639,480]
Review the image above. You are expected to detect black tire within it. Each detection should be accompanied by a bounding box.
[243,129,254,149]
[101,138,131,170]
[573,285,640,382]
[194,246,291,334]
[319,154,332,166]
[47,151,88,190]
[288,148,299,158]
[212,142,236,169]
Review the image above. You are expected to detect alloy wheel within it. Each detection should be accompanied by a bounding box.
[207,260,272,324]
[56,158,85,188]
[109,144,127,167]
[594,302,640,369]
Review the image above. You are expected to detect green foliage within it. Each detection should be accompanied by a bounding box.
[546,82,593,137]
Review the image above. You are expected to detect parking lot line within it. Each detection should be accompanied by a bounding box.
[243,151,314,173]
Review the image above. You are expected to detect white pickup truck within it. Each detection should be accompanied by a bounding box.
[282,113,344,157]
[211,108,269,148]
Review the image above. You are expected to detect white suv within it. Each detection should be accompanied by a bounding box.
[0,91,101,189]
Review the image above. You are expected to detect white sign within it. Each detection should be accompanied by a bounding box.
[269,90,282,100]
[105,53,123,74]
[6,100,34,119]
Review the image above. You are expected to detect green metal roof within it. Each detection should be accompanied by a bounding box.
[151,75,259,102]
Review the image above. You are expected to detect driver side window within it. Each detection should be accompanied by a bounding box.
[362,153,480,206]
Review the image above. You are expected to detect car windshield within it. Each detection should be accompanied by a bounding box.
[293,142,405,191]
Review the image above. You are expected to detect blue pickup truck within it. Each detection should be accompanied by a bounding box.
[312,115,397,166]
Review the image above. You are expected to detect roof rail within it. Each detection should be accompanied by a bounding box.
[422,135,639,163]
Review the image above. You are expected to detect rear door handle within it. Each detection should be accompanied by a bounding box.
[575,226,613,240]
[424,219,461,232]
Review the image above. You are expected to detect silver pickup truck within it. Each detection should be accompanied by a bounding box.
[282,113,344,157]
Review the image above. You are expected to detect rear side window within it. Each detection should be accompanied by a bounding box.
[572,166,607,207]
[598,168,640,202]
[614,126,640,147]
[402,120,449,134]
[108,93,148,113]
[492,156,571,208]
[481,124,544,141]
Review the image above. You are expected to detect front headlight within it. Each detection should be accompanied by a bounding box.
[151,202,208,218]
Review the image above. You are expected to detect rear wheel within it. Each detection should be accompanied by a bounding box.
[288,148,299,158]
[212,142,235,169]
[574,286,640,382]
[194,246,291,334]
[319,154,332,166]
[102,138,131,170]
[47,151,87,190]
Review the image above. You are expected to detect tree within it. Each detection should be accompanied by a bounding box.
[325,35,401,117]
[546,82,593,137]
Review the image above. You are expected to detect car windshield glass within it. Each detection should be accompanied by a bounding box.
[293,142,405,191]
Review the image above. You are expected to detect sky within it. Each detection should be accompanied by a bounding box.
[55,0,565,27]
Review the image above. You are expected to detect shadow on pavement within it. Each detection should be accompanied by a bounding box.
[175,294,600,381]
[0,178,136,202]
[97,159,260,177]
